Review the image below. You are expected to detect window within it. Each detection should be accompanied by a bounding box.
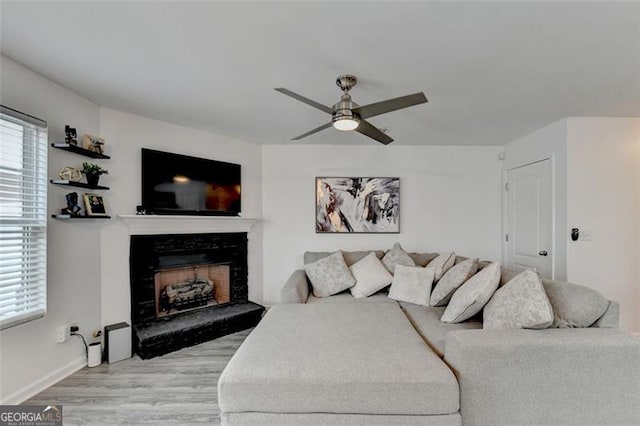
[0,105,47,330]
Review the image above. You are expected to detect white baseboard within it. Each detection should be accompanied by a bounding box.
[1,356,86,405]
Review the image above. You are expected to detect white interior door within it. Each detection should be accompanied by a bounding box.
[506,159,553,278]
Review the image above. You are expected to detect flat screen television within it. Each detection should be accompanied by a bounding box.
[141,148,241,216]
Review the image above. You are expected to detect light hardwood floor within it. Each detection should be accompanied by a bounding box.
[25,329,251,425]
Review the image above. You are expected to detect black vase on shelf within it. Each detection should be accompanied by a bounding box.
[86,174,100,187]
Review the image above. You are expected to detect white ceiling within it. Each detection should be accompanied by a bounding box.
[1,1,639,146]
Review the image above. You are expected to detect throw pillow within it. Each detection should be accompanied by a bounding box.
[542,279,609,328]
[381,242,416,274]
[425,252,456,282]
[430,258,479,307]
[388,264,435,306]
[349,252,394,298]
[303,251,355,298]
[441,262,501,323]
[483,269,554,329]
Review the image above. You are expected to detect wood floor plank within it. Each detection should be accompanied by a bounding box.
[24,329,250,425]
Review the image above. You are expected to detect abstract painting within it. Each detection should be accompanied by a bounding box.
[316,177,400,233]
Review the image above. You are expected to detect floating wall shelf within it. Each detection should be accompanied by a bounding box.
[50,179,110,190]
[51,143,111,159]
[52,214,112,220]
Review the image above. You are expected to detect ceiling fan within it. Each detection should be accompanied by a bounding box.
[275,74,428,145]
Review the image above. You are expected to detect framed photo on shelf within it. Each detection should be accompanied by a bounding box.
[83,193,108,216]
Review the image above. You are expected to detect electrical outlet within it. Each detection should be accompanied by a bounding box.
[93,329,102,338]
[56,325,68,343]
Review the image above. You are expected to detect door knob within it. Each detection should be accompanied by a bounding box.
[538,251,548,256]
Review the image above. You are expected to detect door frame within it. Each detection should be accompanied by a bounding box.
[502,156,557,279]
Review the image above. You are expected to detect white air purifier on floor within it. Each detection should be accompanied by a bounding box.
[105,322,131,364]
[87,342,102,367]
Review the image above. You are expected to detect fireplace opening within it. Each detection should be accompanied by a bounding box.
[154,263,231,319]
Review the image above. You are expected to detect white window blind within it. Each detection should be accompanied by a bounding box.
[0,105,47,330]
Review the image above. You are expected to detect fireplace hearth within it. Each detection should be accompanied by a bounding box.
[129,232,263,359]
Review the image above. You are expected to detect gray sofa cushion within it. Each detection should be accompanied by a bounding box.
[400,303,482,357]
[483,270,554,329]
[441,262,501,323]
[408,252,439,267]
[592,301,620,328]
[430,258,479,307]
[349,252,393,298]
[218,303,460,416]
[306,291,395,304]
[303,251,355,298]
[388,265,435,306]
[221,412,461,426]
[499,266,520,286]
[542,279,609,328]
[381,242,416,273]
[445,328,640,426]
[304,250,384,266]
[426,252,457,281]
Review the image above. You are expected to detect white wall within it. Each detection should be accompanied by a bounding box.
[0,56,102,403]
[98,108,263,326]
[0,57,263,402]
[503,119,568,280]
[262,145,503,305]
[566,118,640,332]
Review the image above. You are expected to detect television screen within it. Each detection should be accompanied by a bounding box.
[141,148,241,216]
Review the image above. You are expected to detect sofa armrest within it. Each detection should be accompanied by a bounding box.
[445,329,640,426]
[280,270,310,304]
[592,300,620,328]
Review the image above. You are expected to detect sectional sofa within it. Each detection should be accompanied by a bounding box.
[218,250,640,425]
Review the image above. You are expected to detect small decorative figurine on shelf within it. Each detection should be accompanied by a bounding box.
[58,166,82,182]
[61,192,82,216]
[82,134,105,155]
[65,125,78,146]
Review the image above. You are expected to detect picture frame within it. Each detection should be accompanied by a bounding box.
[315,177,400,234]
[82,134,106,155]
[83,193,108,216]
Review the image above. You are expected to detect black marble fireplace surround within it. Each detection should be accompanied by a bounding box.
[129,232,264,359]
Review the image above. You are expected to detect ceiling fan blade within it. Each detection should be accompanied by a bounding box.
[292,122,333,140]
[353,92,427,119]
[355,119,394,145]
[274,88,333,114]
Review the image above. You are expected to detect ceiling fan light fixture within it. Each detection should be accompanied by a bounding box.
[275,74,427,144]
[333,116,360,131]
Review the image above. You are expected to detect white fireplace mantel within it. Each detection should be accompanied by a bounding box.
[118,214,259,235]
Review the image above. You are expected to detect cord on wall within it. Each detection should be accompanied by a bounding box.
[70,327,88,358]
[71,326,103,367]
